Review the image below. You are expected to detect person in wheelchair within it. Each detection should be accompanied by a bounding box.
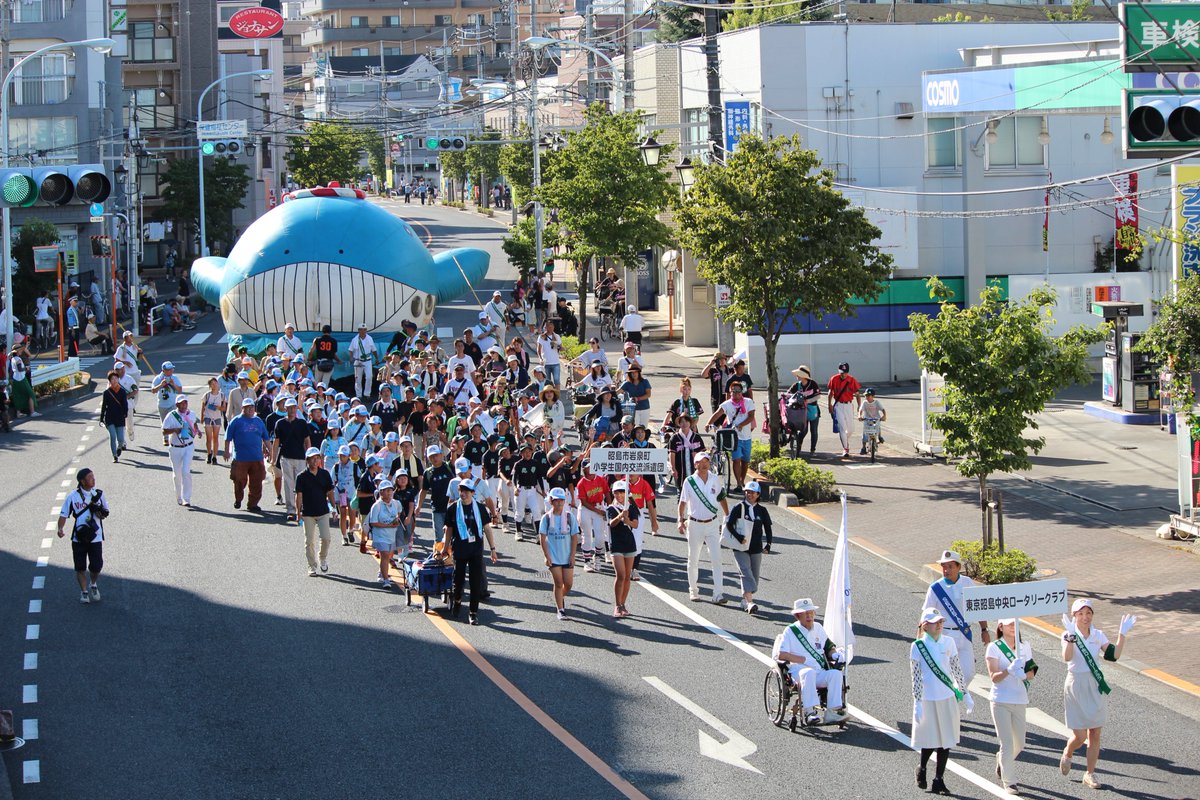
[773,598,848,726]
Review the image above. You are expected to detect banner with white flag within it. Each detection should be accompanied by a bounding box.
[823,491,855,666]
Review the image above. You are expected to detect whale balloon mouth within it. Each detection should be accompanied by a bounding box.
[221,261,436,335]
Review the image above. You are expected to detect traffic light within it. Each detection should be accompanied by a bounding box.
[1124,89,1200,158]
[199,139,243,157]
[0,164,111,207]
[417,135,466,152]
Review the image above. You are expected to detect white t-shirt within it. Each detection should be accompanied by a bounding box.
[446,355,476,375]
[679,470,724,520]
[985,640,1030,705]
[35,297,52,321]
[579,349,608,369]
[348,334,377,364]
[621,312,644,333]
[277,334,304,358]
[1066,626,1110,676]
[538,333,561,366]
[9,354,28,382]
[922,576,978,637]
[60,487,108,543]
[774,621,832,666]
[719,397,756,441]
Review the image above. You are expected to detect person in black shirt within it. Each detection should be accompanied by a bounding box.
[391,437,425,493]
[489,418,519,454]
[497,444,519,524]
[510,443,546,538]
[726,360,754,399]
[390,469,419,560]
[395,387,416,431]
[372,384,401,433]
[462,329,483,366]
[308,325,341,386]
[607,481,641,618]
[294,447,336,576]
[463,424,489,477]
[273,399,312,522]
[418,445,455,550]
[545,449,578,497]
[443,479,497,625]
[307,405,327,450]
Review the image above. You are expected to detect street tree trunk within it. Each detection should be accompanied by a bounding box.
[575,258,590,339]
[764,311,782,459]
[978,473,990,545]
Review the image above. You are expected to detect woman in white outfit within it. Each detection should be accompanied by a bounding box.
[911,607,971,795]
[1059,598,1135,790]
[985,618,1038,795]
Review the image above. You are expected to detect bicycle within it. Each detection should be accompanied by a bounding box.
[710,427,737,495]
[861,417,881,463]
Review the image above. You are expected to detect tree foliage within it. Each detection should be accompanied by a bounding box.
[538,104,675,332]
[465,128,502,206]
[1135,272,1200,438]
[909,279,1105,539]
[11,218,61,317]
[439,148,468,201]
[502,215,560,278]
[155,156,251,255]
[499,123,535,208]
[723,0,829,32]
[656,2,704,42]
[676,134,892,457]
[362,129,387,189]
[284,122,367,187]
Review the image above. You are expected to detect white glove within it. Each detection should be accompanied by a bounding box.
[1006,658,1026,677]
[963,693,975,715]
[830,649,845,665]
[1120,614,1137,636]
[914,702,924,725]
[1061,613,1077,640]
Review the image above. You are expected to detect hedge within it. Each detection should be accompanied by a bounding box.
[758,456,837,504]
[949,539,1038,585]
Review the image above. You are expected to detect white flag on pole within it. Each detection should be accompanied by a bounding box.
[823,491,855,666]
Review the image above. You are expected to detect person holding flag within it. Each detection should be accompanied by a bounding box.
[773,598,847,726]
[922,549,990,685]
[911,607,972,795]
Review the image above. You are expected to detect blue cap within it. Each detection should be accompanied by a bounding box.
[236,370,250,380]
[300,379,314,387]
[369,415,382,425]
[384,432,399,442]
[354,405,369,416]
[365,455,380,466]
[265,380,279,390]
[337,445,351,456]
[337,402,350,413]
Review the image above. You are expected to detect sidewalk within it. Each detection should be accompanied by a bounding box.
[626,306,1200,694]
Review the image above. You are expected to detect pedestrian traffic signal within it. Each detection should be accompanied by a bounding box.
[418,135,466,152]
[200,139,243,157]
[0,164,111,206]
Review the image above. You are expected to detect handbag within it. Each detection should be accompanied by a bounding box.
[807,403,820,422]
[720,510,752,552]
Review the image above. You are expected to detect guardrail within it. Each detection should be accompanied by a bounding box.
[147,303,167,336]
[31,357,80,387]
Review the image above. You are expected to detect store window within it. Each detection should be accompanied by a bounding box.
[986,116,1046,169]
[926,117,961,170]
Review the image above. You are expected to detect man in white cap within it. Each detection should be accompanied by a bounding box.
[923,549,990,684]
[295,446,335,576]
[162,394,200,506]
[224,398,270,511]
[418,444,455,547]
[277,323,304,360]
[226,370,257,426]
[483,290,508,343]
[112,360,140,444]
[773,598,848,725]
[114,330,143,383]
[271,397,312,522]
[472,310,498,352]
[348,322,379,400]
[150,361,182,446]
[443,478,498,625]
[677,451,729,604]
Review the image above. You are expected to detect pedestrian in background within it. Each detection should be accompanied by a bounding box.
[151,361,182,445]
[273,397,311,522]
[606,481,639,618]
[539,487,578,621]
[826,361,861,458]
[224,398,270,511]
[443,479,498,625]
[677,452,728,604]
[113,361,138,444]
[985,618,1037,794]
[7,339,38,419]
[99,370,129,463]
[295,446,335,577]
[786,366,822,457]
[162,395,200,507]
[57,468,109,604]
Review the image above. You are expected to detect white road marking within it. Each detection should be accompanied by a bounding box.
[44,521,55,531]
[28,600,41,613]
[64,468,74,475]
[32,576,44,590]
[23,719,38,740]
[49,507,60,515]
[24,653,37,670]
[41,537,52,548]
[23,760,40,783]
[36,556,48,567]
[643,676,762,773]
[81,435,90,441]
[54,492,65,501]
[187,332,211,345]
[60,479,70,487]
[75,445,86,452]
[846,463,887,470]
[637,577,1013,800]
[967,676,1070,737]
[25,625,39,640]
[23,684,37,703]
[437,327,454,338]
[86,425,95,432]
[218,334,230,343]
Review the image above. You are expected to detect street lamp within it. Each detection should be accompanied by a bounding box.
[523,36,622,113]
[196,69,272,257]
[675,157,696,192]
[1,37,113,351]
[639,136,661,167]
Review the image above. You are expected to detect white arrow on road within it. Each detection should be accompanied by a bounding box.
[643,676,762,774]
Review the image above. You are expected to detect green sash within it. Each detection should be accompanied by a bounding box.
[995,638,1031,691]
[915,638,964,701]
[687,475,720,517]
[790,624,828,670]
[1074,632,1112,695]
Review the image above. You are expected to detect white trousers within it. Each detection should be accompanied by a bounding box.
[990,700,1026,787]
[633,408,651,428]
[833,402,855,450]
[579,507,607,552]
[686,518,724,597]
[126,394,138,441]
[789,664,844,710]
[354,363,373,399]
[513,487,543,522]
[279,457,306,515]
[303,514,332,570]
[169,444,194,503]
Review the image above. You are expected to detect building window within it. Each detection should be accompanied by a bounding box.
[349,15,368,27]
[126,88,177,131]
[7,116,77,163]
[383,46,402,56]
[138,159,163,199]
[492,11,504,24]
[11,53,73,105]
[382,15,400,27]
[434,14,452,26]
[926,117,960,170]
[986,116,1045,169]
[350,47,369,56]
[683,108,708,161]
[11,0,70,23]
[415,80,432,91]
[129,21,175,62]
[467,14,484,27]
[261,137,272,169]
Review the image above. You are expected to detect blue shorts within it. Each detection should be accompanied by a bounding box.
[371,530,396,552]
[731,437,752,462]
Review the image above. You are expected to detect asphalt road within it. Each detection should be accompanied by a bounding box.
[2,202,1198,800]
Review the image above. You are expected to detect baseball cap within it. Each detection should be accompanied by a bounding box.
[174,395,188,405]
[265,380,279,390]
[162,361,175,370]
[365,455,380,467]
[337,445,351,456]
[611,480,628,492]
[354,405,368,416]
[548,487,568,501]
[305,447,321,459]
[285,398,298,408]
[458,478,476,492]
[369,416,382,425]
[399,435,413,444]
[241,398,255,407]
[454,457,471,472]
[745,480,762,493]
[426,445,442,456]
[271,368,283,378]
[621,415,634,424]
[327,420,341,429]
[377,480,395,491]
[237,370,250,380]
[384,432,399,442]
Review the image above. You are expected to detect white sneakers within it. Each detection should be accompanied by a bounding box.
[89,585,101,603]
[320,561,329,573]
[689,590,702,602]
[1082,774,1102,790]
[308,567,318,577]
[823,708,848,724]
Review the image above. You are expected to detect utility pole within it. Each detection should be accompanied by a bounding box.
[623,0,633,114]
[704,1,723,164]
[508,0,519,223]
[584,3,595,108]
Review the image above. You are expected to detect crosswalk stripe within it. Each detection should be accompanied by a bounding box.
[218,333,230,343]
[186,332,211,345]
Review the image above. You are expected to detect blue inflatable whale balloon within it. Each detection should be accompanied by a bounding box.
[191,186,489,337]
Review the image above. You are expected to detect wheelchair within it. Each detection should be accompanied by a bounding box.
[763,659,850,732]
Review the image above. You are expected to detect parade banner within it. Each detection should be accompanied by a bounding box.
[961,578,1068,622]
[1171,164,1200,279]
[589,447,672,476]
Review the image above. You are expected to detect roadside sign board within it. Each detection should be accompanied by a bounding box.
[1121,3,1200,72]
[961,578,1068,622]
[588,447,672,476]
[715,285,732,308]
[198,119,248,140]
[32,245,59,273]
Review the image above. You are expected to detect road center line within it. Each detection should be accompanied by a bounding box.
[635,576,1012,800]
[24,653,37,670]
[23,760,39,783]
[32,576,44,590]
[28,599,41,613]
[423,612,651,800]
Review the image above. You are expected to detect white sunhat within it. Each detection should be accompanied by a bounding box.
[337,445,351,456]
[241,398,255,407]
[920,607,946,626]
[454,457,472,472]
[377,480,395,491]
[694,452,711,462]
[791,598,819,615]
[936,549,962,565]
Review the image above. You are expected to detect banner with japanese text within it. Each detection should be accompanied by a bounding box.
[1171,164,1200,279]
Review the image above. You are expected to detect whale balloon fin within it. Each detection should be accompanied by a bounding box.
[192,256,229,308]
[431,248,489,303]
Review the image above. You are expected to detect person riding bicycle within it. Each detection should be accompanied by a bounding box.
[856,388,886,456]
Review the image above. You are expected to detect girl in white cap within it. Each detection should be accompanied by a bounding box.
[911,607,971,795]
[606,481,640,618]
[1059,598,1136,790]
[539,487,579,620]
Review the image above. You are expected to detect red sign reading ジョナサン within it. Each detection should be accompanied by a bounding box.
[228,7,284,39]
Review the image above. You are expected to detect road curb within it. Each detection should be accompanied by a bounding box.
[777,496,1200,701]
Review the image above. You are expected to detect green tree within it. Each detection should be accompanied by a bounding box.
[502,215,560,280]
[499,123,535,209]
[675,134,892,457]
[909,279,1105,539]
[723,0,829,32]
[1045,0,1092,21]
[1135,272,1200,439]
[11,218,61,319]
[657,2,704,42]
[439,149,468,202]
[363,129,388,191]
[155,156,251,255]
[284,122,367,187]
[466,129,502,207]
[538,104,675,335]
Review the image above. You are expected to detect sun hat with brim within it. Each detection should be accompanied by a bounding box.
[791,598,819,615]
[791,366,812,379]
[920,607,946,626]
[1071,598,1094,615]
[377,480,395,491]
[937,550,962,565]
